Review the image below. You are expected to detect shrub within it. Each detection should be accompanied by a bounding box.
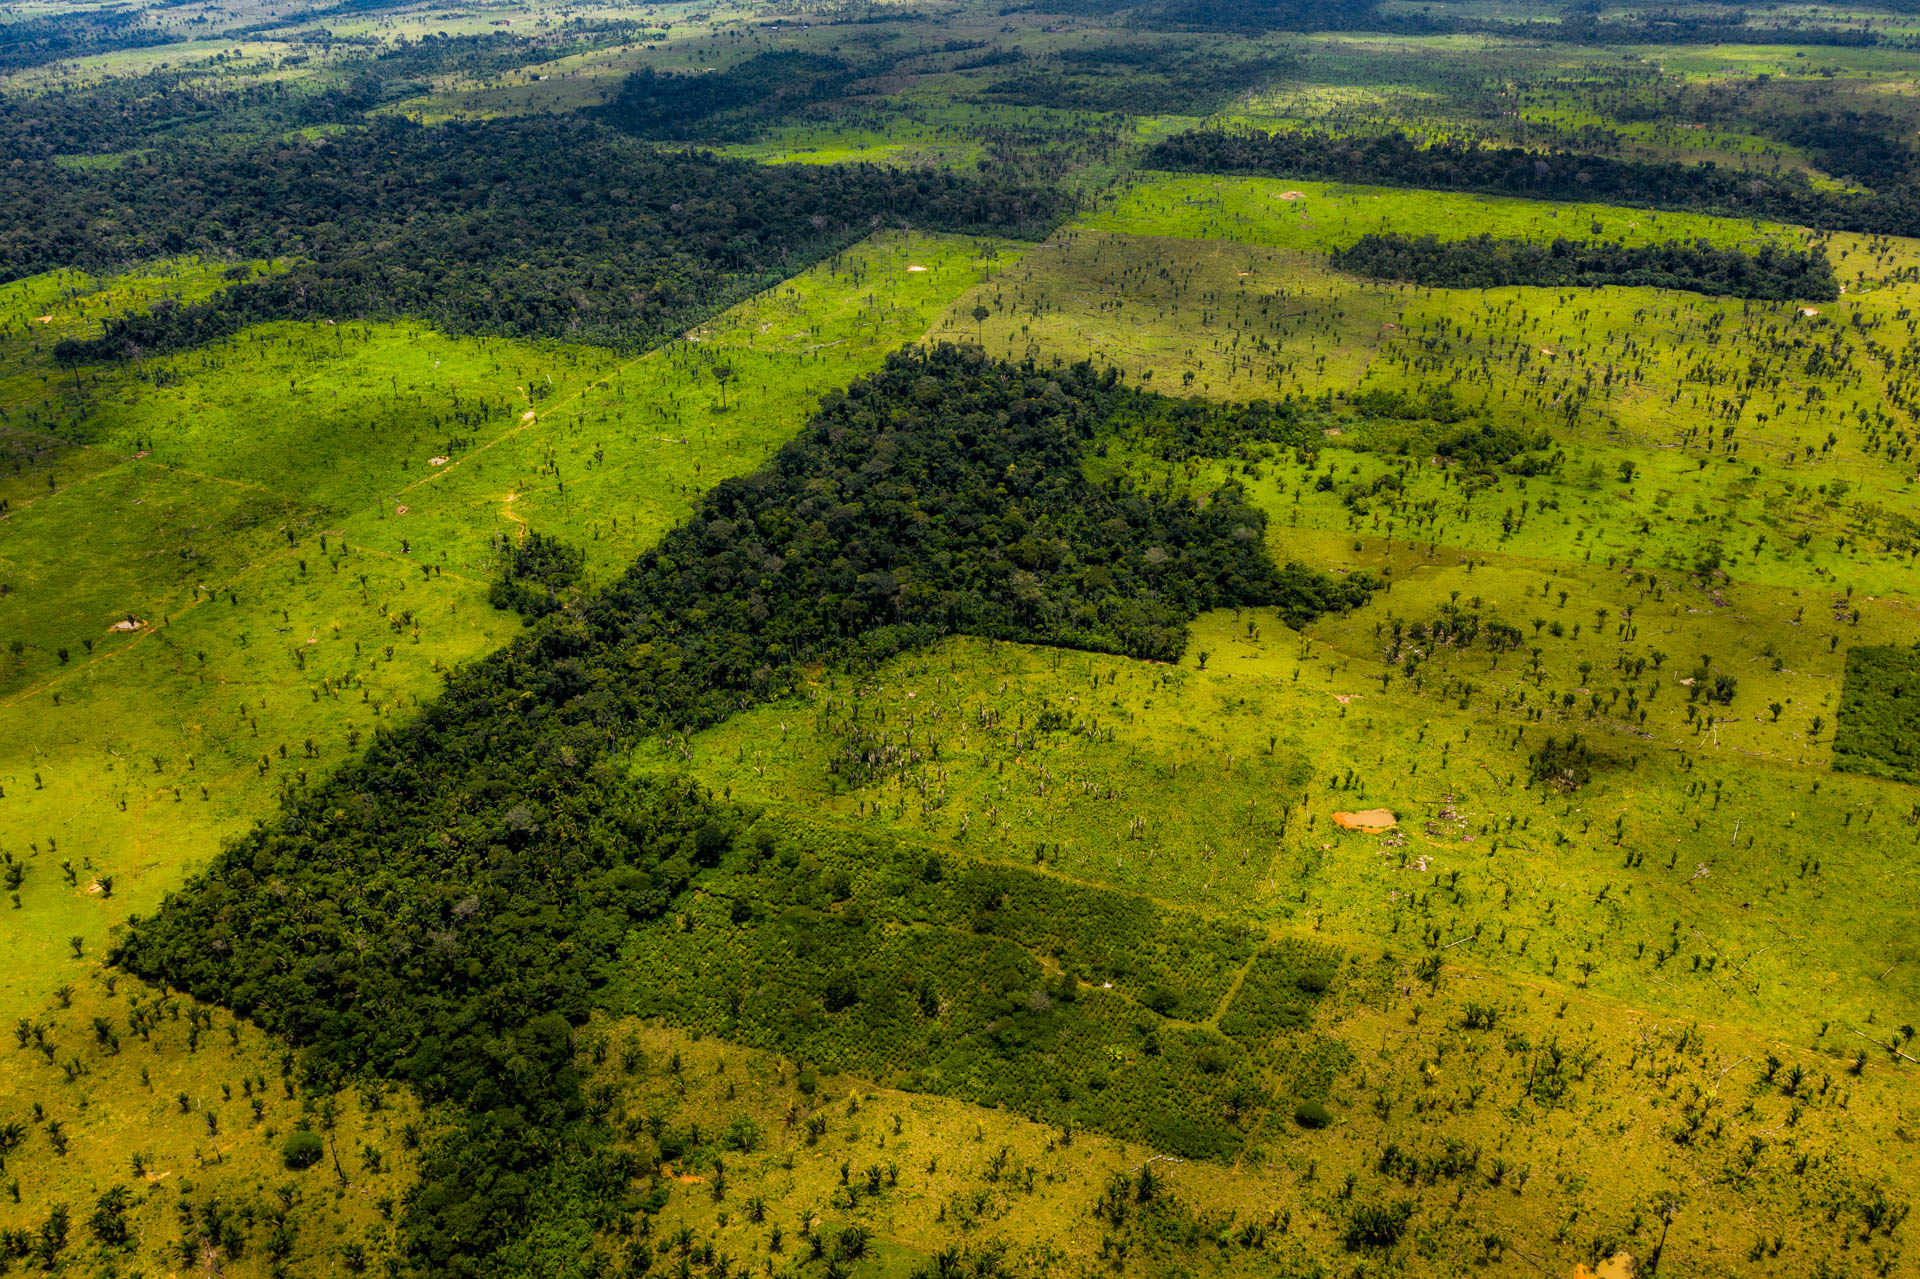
[281,1130,325,1170]
[1528,734,1595,792]
[1294,1099,1332,1129]
[1344,1199,1414,1250]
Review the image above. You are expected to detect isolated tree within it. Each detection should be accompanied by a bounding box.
[712,362,734,409]
[1650,1191,1684,1273]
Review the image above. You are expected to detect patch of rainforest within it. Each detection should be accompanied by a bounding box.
[16,116,1067,357]
[113,346,1378,1277]
[1329,233,1839,301]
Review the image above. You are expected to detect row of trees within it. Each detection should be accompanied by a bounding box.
[1330,233,1839,302]
[1147,126,1920,235]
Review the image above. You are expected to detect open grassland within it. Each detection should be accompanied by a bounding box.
[1084,174,1811,255]
[650,581,1920,1036]
[0,231,1012,1023]
[0,967,426,1277]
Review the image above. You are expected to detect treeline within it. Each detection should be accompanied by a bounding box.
[1146,127,1920,235]
[982,45,1298,115]
[1607,87,1917,189]
[997,0,1903,43]
[1330,233,1839,301]
[27,116,1066,358]
[115,347,1377,1276]
[600,51,865,141]
[0,9,178,72]
[0,27,647,165]
[1101,386,1562,480]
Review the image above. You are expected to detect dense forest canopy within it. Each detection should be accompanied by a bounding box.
[1330,233,1839,300]
[27,117,1066,355]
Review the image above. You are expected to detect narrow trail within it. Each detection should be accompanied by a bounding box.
[396,336,676,498]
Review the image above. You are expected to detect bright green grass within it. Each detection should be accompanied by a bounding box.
[1650,41,1920,78]
[0,256,277,389]
[1113,426,1920,599]
[0,532,513,1018]
[1084,174,1811,255]
[344,229,1020,581]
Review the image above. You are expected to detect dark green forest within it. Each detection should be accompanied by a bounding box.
[1329,233,1838,300]
[29,118,1064,358]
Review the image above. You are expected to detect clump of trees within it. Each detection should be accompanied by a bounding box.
[1832,644,1920,782]
[489,531,585,620]
[1528,733,1598,792]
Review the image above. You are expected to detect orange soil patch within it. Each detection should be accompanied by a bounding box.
[1332,809,1397,833]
